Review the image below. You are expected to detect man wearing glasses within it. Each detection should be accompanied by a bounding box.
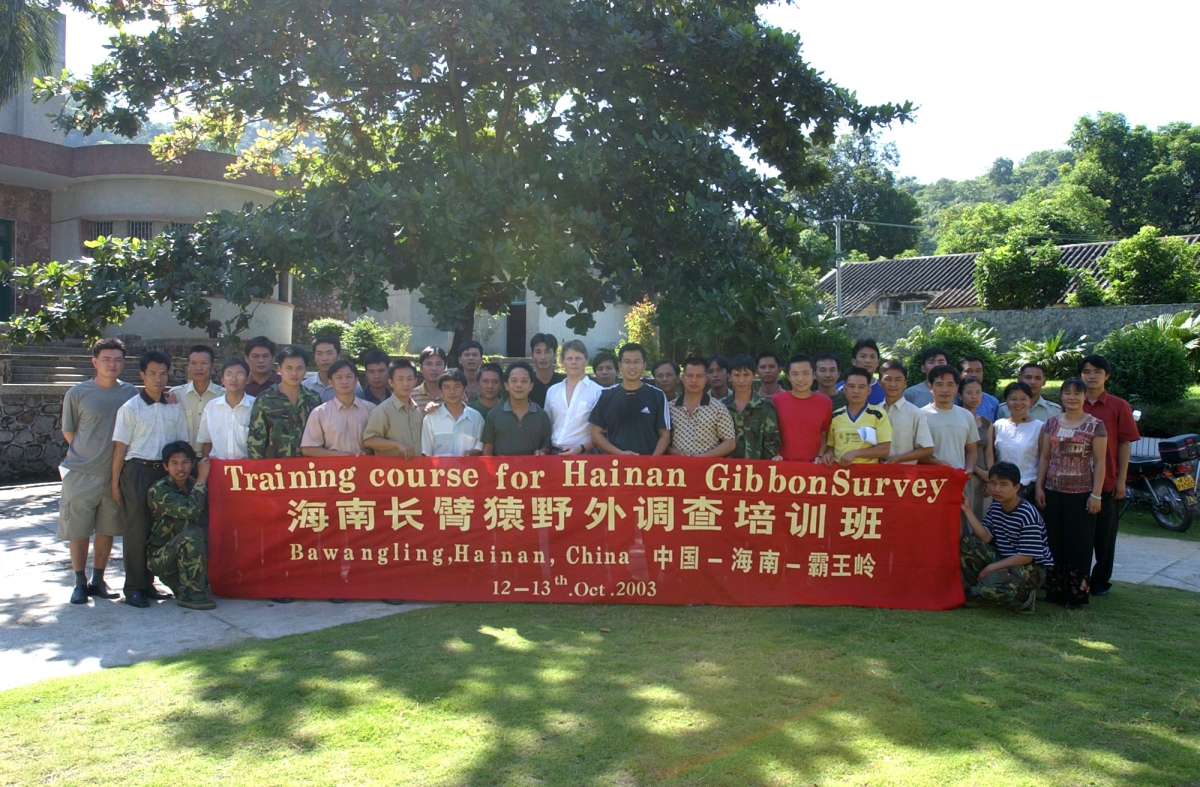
[197,358,256,461]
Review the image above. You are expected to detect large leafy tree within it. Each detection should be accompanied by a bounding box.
[0,0,57,107]
[794,132,921,260]
[935,184,1110,254]
[6,0,910,349]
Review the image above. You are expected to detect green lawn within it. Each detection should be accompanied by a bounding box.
[3,591,1200,786]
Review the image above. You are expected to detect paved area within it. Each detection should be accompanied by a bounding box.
[4,482,1200,693]
[0,483,432,692]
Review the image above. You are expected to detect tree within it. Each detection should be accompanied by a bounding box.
[973,234,1071,311]
[1066,112,1200,237]
[10,0,910,350]
[794,132,921,260]
[0,0,57,107]
[1099,226,1200,306]
[934,184,1109,255]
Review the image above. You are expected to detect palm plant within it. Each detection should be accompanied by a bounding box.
[0,0,57,107]
[1003,330,1089,381]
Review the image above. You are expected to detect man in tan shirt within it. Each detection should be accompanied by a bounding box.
[169,345,224,453]
[411,346,447,409]
[300,360,376,456]
[363,359,425,459]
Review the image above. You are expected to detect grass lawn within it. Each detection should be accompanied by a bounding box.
[3,590,1200,786]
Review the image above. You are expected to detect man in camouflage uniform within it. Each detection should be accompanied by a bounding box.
[147,441,214,610]
[247,345,321,459]
[725,355,782,460]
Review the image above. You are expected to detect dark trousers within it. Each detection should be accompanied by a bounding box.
[119,460,167,594]
[1043,489,1096,606]
[1090,491,1119,592]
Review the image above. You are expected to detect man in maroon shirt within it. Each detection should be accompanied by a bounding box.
[1079,354,1140,596]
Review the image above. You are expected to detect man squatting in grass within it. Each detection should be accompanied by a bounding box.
[960,461,1055,615]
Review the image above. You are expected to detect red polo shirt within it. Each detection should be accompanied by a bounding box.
[1082,390,1140,493]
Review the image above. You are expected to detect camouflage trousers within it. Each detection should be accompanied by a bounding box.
[148,525,208,603]
[960,534,1045,605]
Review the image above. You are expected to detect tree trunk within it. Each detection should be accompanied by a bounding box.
[448,299,476,367]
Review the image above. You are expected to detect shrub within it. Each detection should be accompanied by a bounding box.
[1099,226,1200,305]
[973,238,1072,310]
[788,323,855,366]
[1095,321,1192,405]
[342,316,391,361]
[1003,331,1089,381]
[1065,270,1109,307]
[1136,399,1200,439]
[380,322,413,355]
[890,317,1003,394]
[307,317,350,343]
[619,297,660,362]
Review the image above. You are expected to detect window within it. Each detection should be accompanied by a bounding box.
[901,301,925,315]
[168,222,193,234]
[83,220,114,242]
[127,220,155,240]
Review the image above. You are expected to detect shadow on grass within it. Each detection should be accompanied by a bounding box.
[153,588,1200,785]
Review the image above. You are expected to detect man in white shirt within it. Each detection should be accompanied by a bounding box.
[879,360,935,465]
[545,339,604,454]
[421,369,484,456]
[111,350,190,608]
[169,345,224,453]
[996,362,1063,422]
[198,358,256,460]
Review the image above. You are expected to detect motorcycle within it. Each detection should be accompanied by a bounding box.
[1121,433,1198,533]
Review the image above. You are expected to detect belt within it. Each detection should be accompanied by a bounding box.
[126,458,163,468]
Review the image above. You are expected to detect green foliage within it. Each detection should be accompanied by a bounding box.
[26,0,911,351]
[936,185,1110,255]
[1127,311,1200,381]
[341,317,390,361]
[1137,399,1200,439]
[794,133,922,260]
[380,322,413,356]
[618,297,660,363]
[1099,226,1200,305]
[1095,321,1192,405]
[1066,270,1110,307]
[1066,112,1200,237]
[786,318,855,363]
[973,237,1071,310]
[890,317,1003,394]
[1002,331,1089,381]
[307,317,350,343]
[0,0,57,106]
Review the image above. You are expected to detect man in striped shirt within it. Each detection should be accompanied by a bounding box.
[960,461,1054,615]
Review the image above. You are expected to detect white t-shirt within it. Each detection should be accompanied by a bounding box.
[197,393,256,460]
[545,376,604,451]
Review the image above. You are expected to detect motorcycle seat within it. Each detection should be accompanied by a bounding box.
[1127,455,1164,475]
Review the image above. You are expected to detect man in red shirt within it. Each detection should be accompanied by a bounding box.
[1079,354,1140,596]
[773,354,832,462]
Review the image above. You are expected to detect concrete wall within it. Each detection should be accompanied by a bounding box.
[843,303,1200,347]
[103,296,294,345]
[532,298,627,354]
[0,387,66,479]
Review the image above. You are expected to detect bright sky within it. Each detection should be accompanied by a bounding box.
[61,1,1200,184]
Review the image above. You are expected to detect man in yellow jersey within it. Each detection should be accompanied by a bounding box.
[824,366,892,465]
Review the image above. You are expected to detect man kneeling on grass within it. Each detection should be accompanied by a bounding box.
[146,441,215,610]
[960,461,1054,615]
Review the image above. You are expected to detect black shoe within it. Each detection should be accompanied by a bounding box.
[70,585,88,605]
[143,585,173,601]
[382,599,407,605]
[270,598,295,604]
[329,598,346,604]
[125,590,150,608]
[1091,587,1110,597]
[86,582,120,599]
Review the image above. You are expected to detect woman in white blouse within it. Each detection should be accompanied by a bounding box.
[988,381,1045,501]
[545,339,604,454]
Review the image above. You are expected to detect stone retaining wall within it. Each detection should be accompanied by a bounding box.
[844,303,1200,347]
[0,386,66,479]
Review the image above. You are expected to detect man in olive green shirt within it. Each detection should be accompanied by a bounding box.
[363,359,425,459]
[482,361,552,456]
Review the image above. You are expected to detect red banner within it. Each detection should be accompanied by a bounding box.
[207,456,968,610]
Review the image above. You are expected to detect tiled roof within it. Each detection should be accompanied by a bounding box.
[818,235,1200,314]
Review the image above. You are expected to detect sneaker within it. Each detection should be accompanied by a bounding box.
[1013,590,1036,615]
[177,596,216,611]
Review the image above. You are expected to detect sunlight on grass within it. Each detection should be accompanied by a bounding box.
[3,590,1200,786]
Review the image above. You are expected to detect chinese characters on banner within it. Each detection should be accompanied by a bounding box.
[207,456,968,610]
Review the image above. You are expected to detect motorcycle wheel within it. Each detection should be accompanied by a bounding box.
[1150,479,1193,532]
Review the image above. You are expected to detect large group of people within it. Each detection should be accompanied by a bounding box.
[57,330,1138,616]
